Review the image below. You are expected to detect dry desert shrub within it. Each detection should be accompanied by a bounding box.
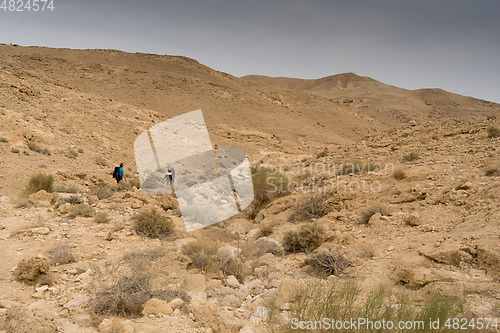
[13,257,51,284]
[89,184,114,200]
[66,149,78,159]
[27,142,50,155]
[122,247,166,262]
[68,203,95,218]
[95,156,107,166]
[15,197,32,208]
[316,149,328,159]
[55,184,78,194]
[23,172,54,196]
[47,244,75,265]
[305,252,351,277]
[182,240,245,282]
[259,223,274,237]
[94,211,110,223]
[393,168,407,180]
[487,125,500,138]
[0,136,8,143]
[90,261,188,318]
[485,166,500,176]
[252,165,290,203]
[183,240,218,273]
[337,160,381,175]
[288,193,326,222]
[11,147,20,153]
[134,209,174,238]
[359,203,391,224]
[402,151,420,162]
[282,223,324,253]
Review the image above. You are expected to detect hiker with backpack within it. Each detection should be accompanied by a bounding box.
[112,163,127,183]
[164,166,175,185]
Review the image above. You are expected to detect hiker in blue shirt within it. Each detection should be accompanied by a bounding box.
[113,163,127,183]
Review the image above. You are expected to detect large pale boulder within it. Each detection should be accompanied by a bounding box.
[142,298,173,316]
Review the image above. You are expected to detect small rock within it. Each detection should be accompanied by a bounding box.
[224,275,240,288]
[405,214,422,226]
[368,213,383,225]
[98,319,112,333]
[142,298,173,316]
[168,297,184,309]
[31,227,50,235]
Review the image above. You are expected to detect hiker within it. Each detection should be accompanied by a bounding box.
[112,163,127,183]
[164,167,175,185]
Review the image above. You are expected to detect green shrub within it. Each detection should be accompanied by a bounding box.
[283,223,324,253]
[393,169,406,180]
[94,211,110,224]
[68,204,95,218]
[27,142,50,155]
[268,280,468,333]
[24,173,54,196]
[402,152,420,162]
[360,203,391,224]
[134,209,174,238]
[337,160,380,175]
[487,126,500,138]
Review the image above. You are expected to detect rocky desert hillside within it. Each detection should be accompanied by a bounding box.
[0,45,499,333]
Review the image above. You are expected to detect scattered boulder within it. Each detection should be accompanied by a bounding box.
[224,275,240,288]
[142,298,173,316]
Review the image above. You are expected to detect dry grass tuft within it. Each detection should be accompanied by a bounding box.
[68,204,95,218]
[47,244,75,265]
[359,203,391,224]
[402,152,420,162]
[90,261,188,317]
[27,142,51,155]
[393,169,406,180]
[485,166,500,176]
[283,223,324,253]
[0,137,8,143]
[66,149,78,159]
[487,125,500,138]
[94,211,110,224]
[134,209,174,238]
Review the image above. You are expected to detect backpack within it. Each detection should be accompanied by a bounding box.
[112,166,121,180]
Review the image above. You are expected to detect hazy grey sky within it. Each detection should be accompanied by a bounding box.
[1,0,499,103]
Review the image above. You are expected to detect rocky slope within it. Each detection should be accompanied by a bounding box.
[0,45,499,333]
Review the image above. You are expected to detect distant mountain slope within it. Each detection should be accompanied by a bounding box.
[0,45,396,152]
[243,73,500,125]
